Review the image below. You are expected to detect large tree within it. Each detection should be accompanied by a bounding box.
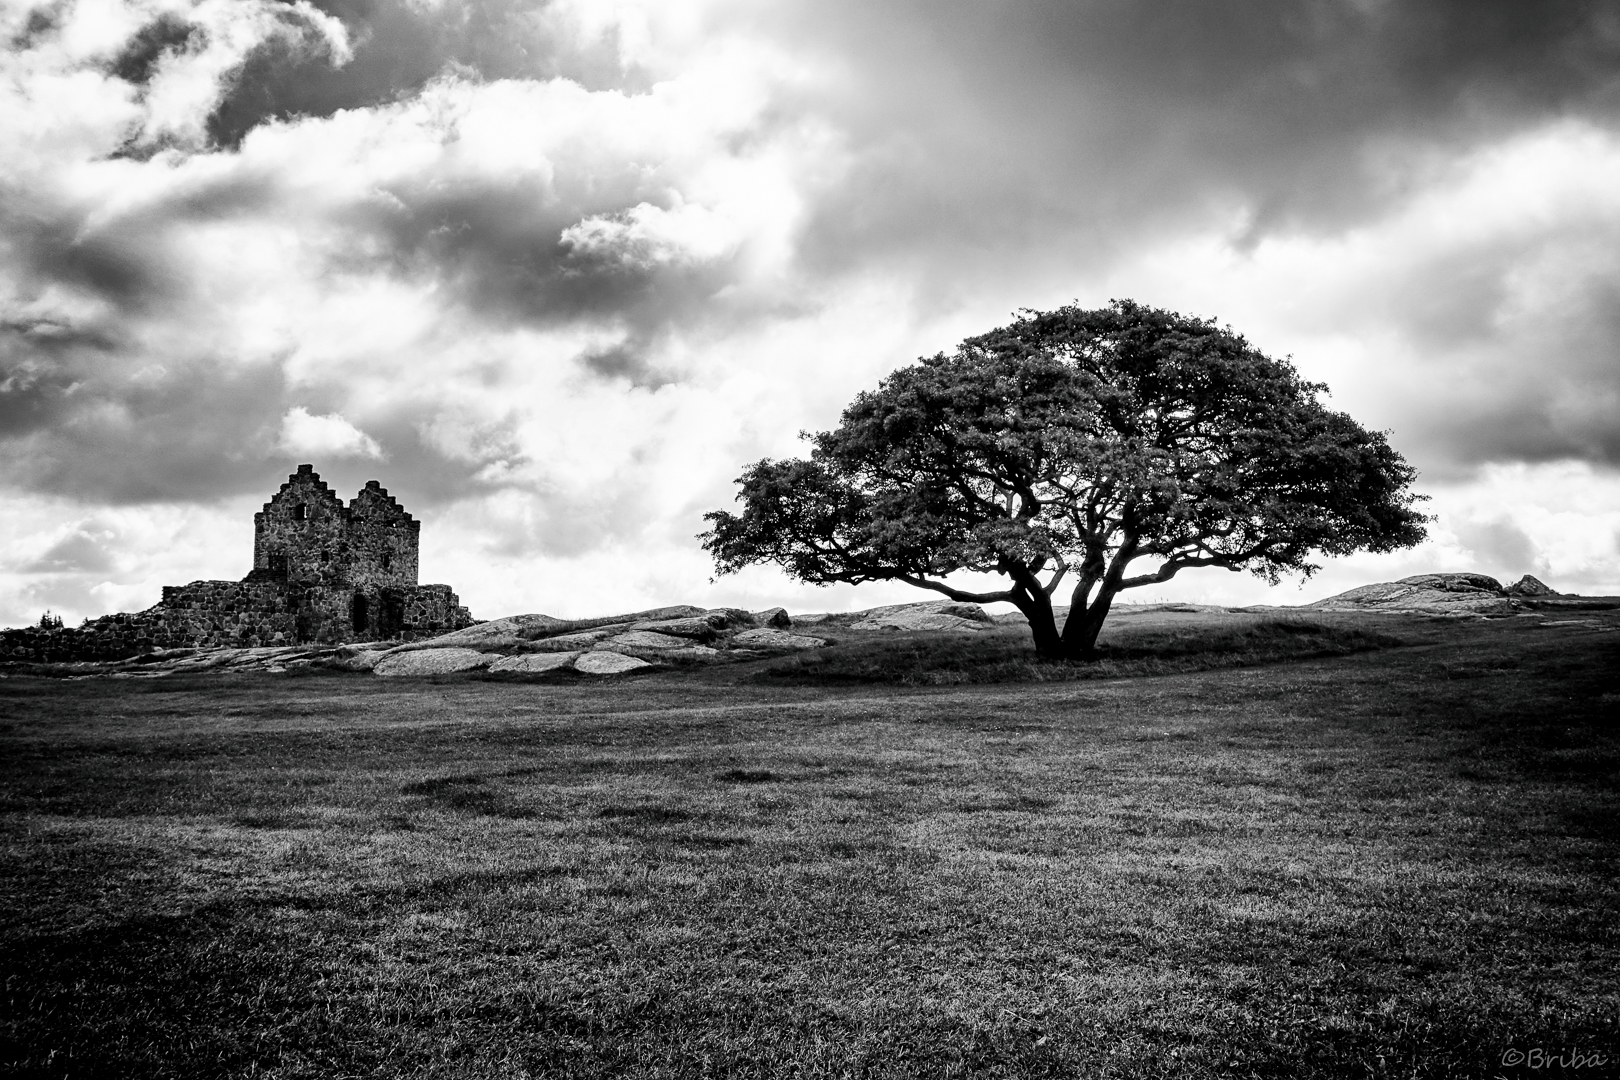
[702,301,1428,658]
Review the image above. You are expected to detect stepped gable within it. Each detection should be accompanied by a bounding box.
[2,465,476,662]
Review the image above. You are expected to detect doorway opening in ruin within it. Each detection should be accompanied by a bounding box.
[351,592,369,633]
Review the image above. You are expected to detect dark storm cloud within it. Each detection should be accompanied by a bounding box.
[785,0,1620,275]
[0,352,523,506]
[207,0,644,147]
[108,13,200,86]
[343,182,736,330]
[22,528,117,573]
[1452,518,1539,576]
[1412,303,1620,470]
[1334,208,1620,471]
[7,0,1620,520]
[0,357,290,502]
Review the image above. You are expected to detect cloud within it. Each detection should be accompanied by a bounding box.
[3,0,1620,621]
[1451,518,1540,579]
[21,525,118,573]
[275,406,383,460]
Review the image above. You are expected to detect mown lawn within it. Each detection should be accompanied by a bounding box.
[1,613,1617,1078]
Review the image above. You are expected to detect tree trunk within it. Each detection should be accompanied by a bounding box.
[1011,585,1063,659]
[1060,585,1117,658]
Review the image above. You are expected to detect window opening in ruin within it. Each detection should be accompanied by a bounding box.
[294,505,308,521]
[352,592,369,632]
[381,551,392,570]
[321,550,331,563]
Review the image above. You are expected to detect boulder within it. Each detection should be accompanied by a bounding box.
[374,648,500,676]
[732,628,826,650]
[536,607,707,637]
[524,629,619,651]
[656,645,722,662]
[598,630,693,652]
[628,614,729,640]
[849,600,994,632]
[387,613,571,653]
[488,652,580,673]
[1505,574,1555,597]
[1309,575,1516,615]
[327,645,391,672]
[751,607,792,628]
[573,651,652,675]
[1397,573,1503,594]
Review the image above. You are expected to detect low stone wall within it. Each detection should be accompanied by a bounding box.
[156,579,300,648]
[2,579,476,662]
[397,584,474,639]
[1,580,300,662]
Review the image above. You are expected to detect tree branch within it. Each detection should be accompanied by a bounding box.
[897,576,1019,605]
[1116,555,1239,590]
[1042,557,1068,596]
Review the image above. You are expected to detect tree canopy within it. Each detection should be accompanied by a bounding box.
[701,300,1429,658]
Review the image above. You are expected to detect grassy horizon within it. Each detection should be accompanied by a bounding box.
[1,613,1617,1077]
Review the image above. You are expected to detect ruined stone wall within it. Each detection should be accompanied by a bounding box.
[5,465,473,660]
[156,580,300,647]
[0,579,298,661]
[253,465,348,584]
[396,584,474,637]
[0,578,471,662]
[344,481,419,590]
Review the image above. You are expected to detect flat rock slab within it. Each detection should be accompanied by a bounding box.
[374,648,500,676]
[655,645,721,661]
[328,649,388,672]
[395,614,570,652]
[489,652,580,673]
[1309,581,1517,615]
[732,628,826,649]
[526,630,616,650]
[599,631,692,651]
[627,616,726,639]
[574,652,651,675]
[850,611,990,632]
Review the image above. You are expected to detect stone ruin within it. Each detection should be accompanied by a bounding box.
[3,466,475,662]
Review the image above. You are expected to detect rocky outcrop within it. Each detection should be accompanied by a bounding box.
[488,652,579,673]
[1505,575,1555,597]
[1309,573,1554,615]
[792,600,994,632]
[363,604,822,677]
[374,648,500,676]
[848,600,994,632]
[732,628,827,650]
[573,652,652,675]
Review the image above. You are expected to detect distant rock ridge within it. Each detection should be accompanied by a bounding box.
[9,582,1615,677]
[1309,573,1564,615]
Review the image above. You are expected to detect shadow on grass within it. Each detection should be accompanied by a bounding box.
[752,617,1407,686]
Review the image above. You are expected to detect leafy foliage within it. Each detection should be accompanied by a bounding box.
[703,300,1428,657]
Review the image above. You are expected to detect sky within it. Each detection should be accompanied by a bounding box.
[3,0,1620,625]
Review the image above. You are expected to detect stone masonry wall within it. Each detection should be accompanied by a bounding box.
[345,481,419,591]
[0,579,297,661]
[254,465,349,584]
[0,580,472,662]
[4,465,474,661]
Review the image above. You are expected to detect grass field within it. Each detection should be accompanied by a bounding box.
[1,612,1617,1078]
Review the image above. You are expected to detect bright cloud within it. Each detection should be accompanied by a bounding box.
[3,0,1619,626]
[275,407,383,460]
